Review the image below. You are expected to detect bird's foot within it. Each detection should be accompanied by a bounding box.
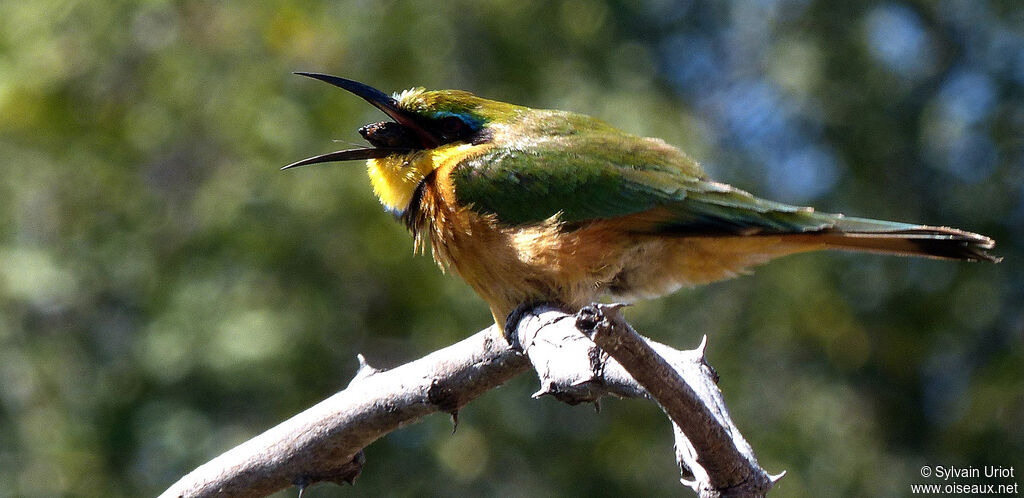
[503,301,564,351]
[503,303,533,351]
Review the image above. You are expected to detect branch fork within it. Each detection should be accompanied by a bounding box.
[161,304,780,497]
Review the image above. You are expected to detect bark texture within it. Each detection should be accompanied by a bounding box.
[162,306,779,497]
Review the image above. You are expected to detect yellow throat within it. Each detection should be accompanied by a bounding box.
[366,143,490,213]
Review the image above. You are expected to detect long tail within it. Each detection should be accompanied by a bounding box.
[656,187,999,262]
[796,216,999,262]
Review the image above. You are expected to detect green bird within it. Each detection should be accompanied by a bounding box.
[286,73,999,330]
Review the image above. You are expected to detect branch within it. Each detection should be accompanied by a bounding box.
[514,304,781,497]
[162,306,778,497]
[160,327,528,497]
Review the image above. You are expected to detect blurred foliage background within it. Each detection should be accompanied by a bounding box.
[0,0,1021,496]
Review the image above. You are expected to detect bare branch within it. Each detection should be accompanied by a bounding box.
[511,304,779,496]
[572,304,781,497]
[162,305,778,497]
[159,327,528,498]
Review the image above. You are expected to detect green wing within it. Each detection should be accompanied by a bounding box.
[451,121,839,235]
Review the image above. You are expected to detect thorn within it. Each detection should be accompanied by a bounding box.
[356,353,380,374]
[450,410,459,434]
[531,382,555,398]
[680,477,698,491]
[595,302,632,324]
[593,399,601,414]
[295,476,309,498]
[697,335,709,358]
[769,470,787,484]
[350,354,381,385]
[599,302,631,314]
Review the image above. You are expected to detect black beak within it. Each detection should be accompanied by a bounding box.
[283,73,438,171]
[282,147,408,170]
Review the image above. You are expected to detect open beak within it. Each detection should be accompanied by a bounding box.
[283,73,438,170]
[282,147,403,170]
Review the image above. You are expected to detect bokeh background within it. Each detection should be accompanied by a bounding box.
[1,0,1021,496]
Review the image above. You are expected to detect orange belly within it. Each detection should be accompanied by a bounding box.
[417,185,818,325]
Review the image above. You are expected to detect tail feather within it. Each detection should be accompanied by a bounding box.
[652,186,999,262]
[800,216,999,262]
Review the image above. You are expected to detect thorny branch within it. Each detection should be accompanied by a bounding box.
[161,306,779,498]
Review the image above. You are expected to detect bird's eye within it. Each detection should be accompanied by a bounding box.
[441,116,466,132]
[436,116,473,142]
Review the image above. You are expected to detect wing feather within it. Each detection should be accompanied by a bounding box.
[451,121,837,234]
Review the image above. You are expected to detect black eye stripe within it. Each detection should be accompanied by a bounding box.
[360,121,421,150]
[432,116,476,143]
[356,115,482,154]
[441,116,466,131]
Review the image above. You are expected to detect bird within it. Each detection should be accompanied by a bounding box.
[285,72,998,334]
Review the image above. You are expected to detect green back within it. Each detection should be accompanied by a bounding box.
[451,112,839,235]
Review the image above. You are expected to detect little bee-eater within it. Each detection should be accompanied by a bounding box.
[286,73,998,330]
